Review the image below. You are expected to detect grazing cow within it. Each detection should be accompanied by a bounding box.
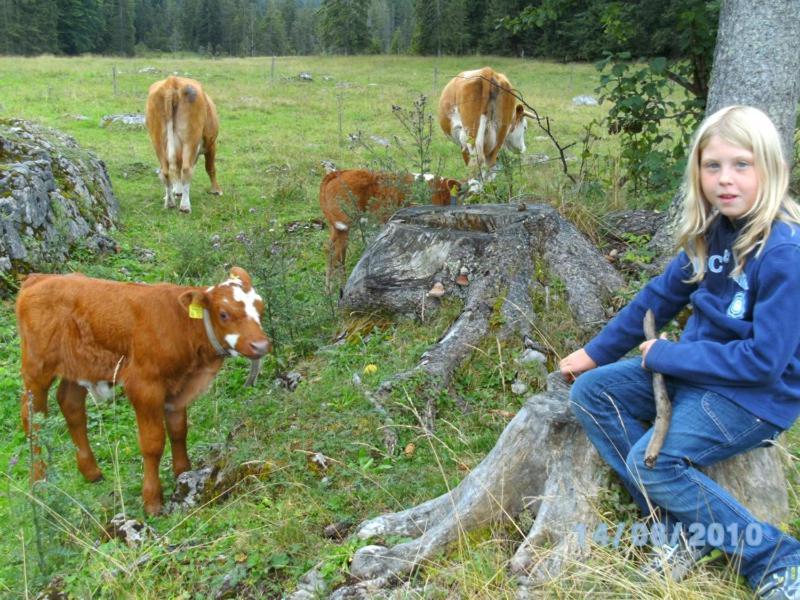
[145,75,222,214]
[438,67,533,177]
[16,267,270,515]
[319,169,462,290]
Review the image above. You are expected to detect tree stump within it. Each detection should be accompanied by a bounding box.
[338,203,624,442]
[342,203,623,330]
[289,373,789,599]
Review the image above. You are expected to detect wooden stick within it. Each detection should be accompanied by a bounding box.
[643,309,671,468]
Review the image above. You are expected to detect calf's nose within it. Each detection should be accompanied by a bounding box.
[250,339,271,356]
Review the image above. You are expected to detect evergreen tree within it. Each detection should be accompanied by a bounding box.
[440,0,468,54]
[9,0,59,54]
[368,0,391,53]
[134,0,171,51]
[195,0,223,54]
[318,0,370,54]
[57,0,102,54]
[388,0,414,54]
[105,0,135,55]
[411,0,441,55]
[289,4,319,54]
[259,0,290,55]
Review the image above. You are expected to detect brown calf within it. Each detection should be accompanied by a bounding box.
[145,75,222,214]
[16,267,270,515]
[319,169,462,289]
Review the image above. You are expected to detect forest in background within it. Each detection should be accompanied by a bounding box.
[0,0,718,60]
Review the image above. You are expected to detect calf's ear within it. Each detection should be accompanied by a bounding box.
[179,290,208,311]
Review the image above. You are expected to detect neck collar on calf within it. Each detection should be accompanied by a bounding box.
[203,308,230,357]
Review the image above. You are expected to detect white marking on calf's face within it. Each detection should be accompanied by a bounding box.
[224,334,240,355]
[232,285,263,324]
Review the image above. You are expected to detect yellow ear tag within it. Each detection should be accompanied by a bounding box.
[189,302,204,319]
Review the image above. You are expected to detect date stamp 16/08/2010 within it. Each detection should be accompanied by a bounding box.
[575,520,764,550]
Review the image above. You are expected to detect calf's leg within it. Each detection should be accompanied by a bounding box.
[128,381,167,515]
[325,229,348,293]
[159,157,175,209]
[20,366,53,481]
[203,140,222,195]
[56,379,102,482]
[179,142,199,213]
[164,405,190,476]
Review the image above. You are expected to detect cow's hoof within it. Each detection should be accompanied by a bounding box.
[209,189,223,196]
[179,207,191,214]
[143,498,163,516]
[79,461,103,482]
[83,470,104,483]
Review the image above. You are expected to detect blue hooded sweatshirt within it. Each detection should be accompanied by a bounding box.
[584,216,800,429]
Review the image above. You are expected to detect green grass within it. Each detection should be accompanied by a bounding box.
[0,54,795,599]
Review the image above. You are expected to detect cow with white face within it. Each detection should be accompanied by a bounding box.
[438,67,534,180]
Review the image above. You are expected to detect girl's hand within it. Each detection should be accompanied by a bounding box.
[559,348,597,382]
[639,333,668,366]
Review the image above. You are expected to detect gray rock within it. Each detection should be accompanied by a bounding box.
[369,135,390,148]
[99,113,146,128]
[517,348,547,365]
[0,119,120,294]
[572,95,599,106]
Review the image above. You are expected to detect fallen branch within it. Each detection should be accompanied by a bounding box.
[643,308,672,468]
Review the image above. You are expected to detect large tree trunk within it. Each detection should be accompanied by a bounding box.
[650,0,800,262]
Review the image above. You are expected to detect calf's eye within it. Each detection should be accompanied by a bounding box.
[219,310,229,322]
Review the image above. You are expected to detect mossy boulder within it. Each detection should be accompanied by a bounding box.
[0,118,120,295]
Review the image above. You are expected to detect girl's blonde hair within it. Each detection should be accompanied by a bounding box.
[678,105,800,282]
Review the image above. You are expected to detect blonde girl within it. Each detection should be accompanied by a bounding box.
[561,106,800,598]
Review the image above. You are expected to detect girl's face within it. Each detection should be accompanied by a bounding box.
[700,135,760,219]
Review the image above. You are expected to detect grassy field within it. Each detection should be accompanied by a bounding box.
[0,54,795,599]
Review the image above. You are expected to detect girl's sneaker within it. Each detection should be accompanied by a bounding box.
[757,566,800,599]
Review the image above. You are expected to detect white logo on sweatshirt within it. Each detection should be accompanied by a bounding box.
[726,273,749,319]
[708,249,731,273]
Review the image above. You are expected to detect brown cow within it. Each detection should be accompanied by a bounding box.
[438,67,534,177]
[319,169,462,290]
[145,75,222,214]
[16,267,270,515]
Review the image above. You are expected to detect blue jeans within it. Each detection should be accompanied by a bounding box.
[570,358,800,589]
